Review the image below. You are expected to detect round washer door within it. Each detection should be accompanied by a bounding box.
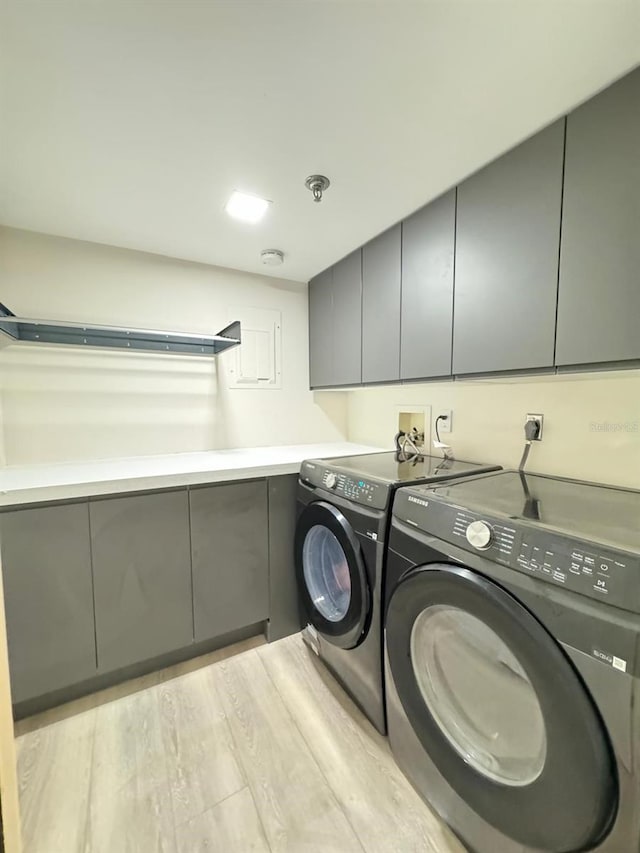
[386,564,617,852]
[295,501,370,649]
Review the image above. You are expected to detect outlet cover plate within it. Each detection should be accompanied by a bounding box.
[526,413,544,440]
[436,409,453,434]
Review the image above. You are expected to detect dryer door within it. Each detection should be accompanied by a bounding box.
[295,501,370,649]
[386,563,617,852]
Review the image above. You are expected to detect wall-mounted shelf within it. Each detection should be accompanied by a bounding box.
[0,302,241,357]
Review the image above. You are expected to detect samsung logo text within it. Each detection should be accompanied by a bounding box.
[408,496,429,508]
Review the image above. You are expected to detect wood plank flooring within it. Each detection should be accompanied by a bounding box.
[15,634,464,853]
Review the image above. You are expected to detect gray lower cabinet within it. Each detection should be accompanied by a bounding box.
[401,190,456,380]
[0,502,97,703]
[452,120,565,375]
[308,267,333,388]
[190,480,269,642]
[90,489,193,672]
[362,223,401,383]
[265,475,300,642]
[556,68,640,367]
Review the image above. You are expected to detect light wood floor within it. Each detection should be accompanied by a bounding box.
[15,634,464,853]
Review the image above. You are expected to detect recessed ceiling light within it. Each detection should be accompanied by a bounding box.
[225,190,270,224]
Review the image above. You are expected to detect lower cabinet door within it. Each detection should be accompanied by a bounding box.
[0,502,97,703]
[190,480,269,642]
[90,489,194,672]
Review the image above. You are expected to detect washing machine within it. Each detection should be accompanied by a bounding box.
[294,451,500,734]
[384,469,640,852]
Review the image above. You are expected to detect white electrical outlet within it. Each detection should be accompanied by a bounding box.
[436,410,453,434]
[526,413,544,440]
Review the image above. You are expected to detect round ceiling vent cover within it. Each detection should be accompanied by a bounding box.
[260,249,285,266]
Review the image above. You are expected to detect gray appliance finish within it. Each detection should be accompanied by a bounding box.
[385,470,640,853]
[294,452,501,734]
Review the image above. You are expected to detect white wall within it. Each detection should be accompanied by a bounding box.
[0,227,348,465]
[346,373,640,489]
[0,391,6,467]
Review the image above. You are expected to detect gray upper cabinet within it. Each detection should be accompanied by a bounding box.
[190,480,269,642]
[453,120,565,375]
[556,68,640,367]
[0,502,97,703]
[362,224,401,383]
[90,489,193,672]
[331,249,362,386]
[308,268,333,388]
[308,252,362,388]
[401,191,455,380]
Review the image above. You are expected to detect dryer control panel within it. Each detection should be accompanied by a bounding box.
[393,490,640,614]
[300,461,387,510]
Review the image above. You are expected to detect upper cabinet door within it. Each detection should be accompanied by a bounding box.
[453,120,565,375]
[332,249,362,386]
[401,191,455,380]
[308,267,333,388]
[362,224,401,383]
[556,69,640,367]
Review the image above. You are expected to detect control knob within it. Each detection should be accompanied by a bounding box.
[466,520,493,550]
[325,472,338,489]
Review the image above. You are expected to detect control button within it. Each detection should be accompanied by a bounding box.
[466,520,493,550]
[325,472,337,489]
[598,559,611,573]
[594,578,609,595]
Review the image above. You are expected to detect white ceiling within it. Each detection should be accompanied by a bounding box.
[1,1,638,283]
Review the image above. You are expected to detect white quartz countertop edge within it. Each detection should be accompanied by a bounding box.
[0,443,385,507]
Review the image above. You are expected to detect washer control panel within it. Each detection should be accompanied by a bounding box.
[451,507,517,561]
[393,489,640,613]
[300,461,387,510]
[465,520,493,550]
[323,472,381,505]
[513,535,636,610]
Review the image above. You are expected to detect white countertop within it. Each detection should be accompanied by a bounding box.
[0,442,384,507]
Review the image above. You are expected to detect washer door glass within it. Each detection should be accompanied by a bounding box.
[410,604,546,786]
[385,564,618,852]
[302,524,351,622]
